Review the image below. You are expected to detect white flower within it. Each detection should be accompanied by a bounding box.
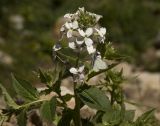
[64,13,74,19]
[69,66,85,81]
[78,28,96,54]
[78,7,85,12]
[76,39,84,45]
[65,20,79,38]
[96,27,106,37]
[93,54,107,72]
[78,28,93,46]
[69,42,76,49]
[53,44,61,51]
[87,46,96,54]
[78,28,93,38]
[60,25,65,32]
[95,27,106,43]
[69,65,84,74]
[70,67,78,74]
[94,14,102,22]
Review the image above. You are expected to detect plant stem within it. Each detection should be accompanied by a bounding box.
[74,86,81,126]
[110,86,115,105]
[73,51,81,126]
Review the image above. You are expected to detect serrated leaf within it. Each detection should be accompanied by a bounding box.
[0,83,20,109]
[56,48,77,65]
[135,108,155,124]
[40,97,57,123]
[11,74,39,102]
[38,68,62,87]
[102,109,121,125]
[38,69,52,84]
[79,87,111,111]
[86,63,118,81]
[17,109,27,126]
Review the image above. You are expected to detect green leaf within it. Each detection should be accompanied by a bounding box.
[56,48,77,65]
[38,69,52,84]
[139,108,155,121]
[79,87,111,111]
[0,83,20,109]
[124,110,135,122]
[40,97,57,123]
[38,67,62,87]
[102,109,121,125]
[11,74,39,102]
[57,109,73,126]
[135,108,155,124]
[17,109,27,126]
[86,63,118,81]
[120,122,134,126]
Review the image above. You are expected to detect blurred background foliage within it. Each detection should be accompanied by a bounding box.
[0,0,160,84]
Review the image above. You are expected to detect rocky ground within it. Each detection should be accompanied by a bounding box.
[116,62,160,120]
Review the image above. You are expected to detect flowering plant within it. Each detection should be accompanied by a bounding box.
[0,8,158,126]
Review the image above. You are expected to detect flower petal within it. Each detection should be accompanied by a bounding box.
[93,57,107,72]
[64,13,73,19]
[100,27,106,35]
[67,30,73,38]
[78,29,85,37]
[76,39,84,45]
[65,22,71,29]
[87,45,96,54]
[69,67,78,74]
[69,42,76,49]
[60,26,65,32]
[84,37,93,46]
[95,14,102,22]
[78,65,84,73]
[85,28,93,37]
[72,20,78,29]
[95,28,103,37]
[78,7,85,12]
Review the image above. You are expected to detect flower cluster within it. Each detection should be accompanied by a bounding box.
[56,7,107,54]
[53,7,108,82]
